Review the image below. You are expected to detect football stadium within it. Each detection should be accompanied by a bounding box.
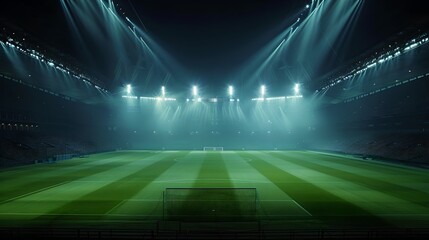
[0,0,428,239]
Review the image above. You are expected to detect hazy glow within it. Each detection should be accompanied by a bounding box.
[126,84,131,94]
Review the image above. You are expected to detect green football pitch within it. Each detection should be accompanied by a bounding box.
[0,150,428,230]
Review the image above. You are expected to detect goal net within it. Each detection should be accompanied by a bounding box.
[164,188,258,221]
[203,147,224,151]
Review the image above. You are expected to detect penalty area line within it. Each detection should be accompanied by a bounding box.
[104,199,127,215]
[260,200,312,216]
[292,200,312,216]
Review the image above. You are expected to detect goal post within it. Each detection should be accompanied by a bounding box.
[203,147,224,151]
[163,188,258,221]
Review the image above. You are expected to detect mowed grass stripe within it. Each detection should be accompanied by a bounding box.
[178,152,242,220]
[300,152,429,183]
[239,151,393,228]
[303,151,429,178]
[0,151,143,185]
[0,151,128,180]
[35,151,189,223]
[268,151,429,208]
[0,151,144,178]
[0,151,158,203]
[193,152,233,187]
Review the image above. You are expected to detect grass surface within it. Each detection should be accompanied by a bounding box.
[0,150,428,229]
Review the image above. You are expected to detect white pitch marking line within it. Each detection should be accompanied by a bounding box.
[0,181,70,204]
[377,214,429,216]
[105,199,127,215]
[73,179,271,183]
[0,213,152,217]
[262,200,297,202]
[258,199,312,216]
[2,211,428,218]
[292,200,312,216]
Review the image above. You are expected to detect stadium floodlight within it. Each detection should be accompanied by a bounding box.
[260,85,266,97]
[161,86,166,97]
[126,84,131,94]
[266,96,286,101]
[228,85,234,98]
[287,95,303,99]
[294,83,300,95]
[122,95,137,99]
[192,85,198,97]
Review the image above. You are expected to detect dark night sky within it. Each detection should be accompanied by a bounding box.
[127,0,305,77]
[1,0,428,88]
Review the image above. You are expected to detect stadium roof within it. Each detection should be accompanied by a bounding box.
[1,0,428,101]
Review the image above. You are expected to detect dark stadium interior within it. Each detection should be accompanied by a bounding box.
[1,0,429,239]
[1,0,428,166]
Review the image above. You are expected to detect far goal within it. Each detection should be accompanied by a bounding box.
[203,147,224,151]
